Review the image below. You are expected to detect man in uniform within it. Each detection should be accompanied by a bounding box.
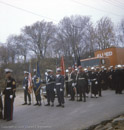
[65,67,74,101]
[77,66,87,102]
[55,68,65,108]
[90,67,99,98]
[65,69,70,97]
[32,69,42,106]
[3,69,16,121]
[45,70,55,107]
[115,65,123,94]
[22,71,31,105]
[0,90,3,119]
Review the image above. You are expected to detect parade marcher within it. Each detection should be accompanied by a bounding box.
[3,69,16,121]
[32,69,42,106]
[70,70,77,101]
[108,66,115,90]
[22,71,31,105]
[100,66,107,90]
[90,67,99,98]
[0,90,3,119]
[96,67,102,97]
[45,69,55,107]
[55,68,65,108]
[77,66,87,102]
[65,69,70,97]
[66,67,74,101]
[84,68,89,97]
[115,65,123,94]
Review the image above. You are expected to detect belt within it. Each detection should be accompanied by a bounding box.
[78,78,85,80]
[46,82,55,85]
[68,79,73,82]
[6,87,11,90]
[92,79,97,81]
[56,83,62,85]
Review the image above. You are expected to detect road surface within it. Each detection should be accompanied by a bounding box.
[0,90,124,130]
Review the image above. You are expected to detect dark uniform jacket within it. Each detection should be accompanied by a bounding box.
[3,77,16,98]
[77,71,87,88]
[46,75,55,90]
[55,75,64,90]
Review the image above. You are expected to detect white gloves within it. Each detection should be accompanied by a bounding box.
[72,83,75,87]
[95,81,98,85]
[54,88,56,92]
[23,86,25,89]
[45,72,48,76]
[60,88,63,92]
[10,95,13,99]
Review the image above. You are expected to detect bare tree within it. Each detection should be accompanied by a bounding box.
[0,45,9,64]
[22,21,56,60]
[53,15,94,62]
[14,35,29,63]
[117,19,124,47]
[95,17,116,50]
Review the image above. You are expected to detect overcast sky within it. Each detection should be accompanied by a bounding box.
[0,0,124,43]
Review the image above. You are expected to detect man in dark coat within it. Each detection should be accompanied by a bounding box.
[22,71,31,105]
[55,68,65,108]
[3,69,16,121]
[45,70,55,107]
[32,69,42,106]
[115,65,123,94]
[90,67,99,98]
[77,66,87,102]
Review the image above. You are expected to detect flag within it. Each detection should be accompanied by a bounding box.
[28,62,33,94]
[60,56,65,76]
[77,55,81,67]
[34,62,41,91]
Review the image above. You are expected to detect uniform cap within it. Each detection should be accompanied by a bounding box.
[56,68,61,72]
[47,69,52,72]
[66,69,69,73]
[75,68,78,71]
[33,69,36,72]
[91,67,95,70]
[5,68,13,73]
[101,66,105,69]
[117,65,122,68]
[24,71,29,74]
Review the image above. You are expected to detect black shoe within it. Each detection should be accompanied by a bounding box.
[61,104,64,108]
[38,102,42,106]
[28,103,31,105]
[34,103,39,106]
[7,119,12,121]
[45,103,50,106]
[56,104,61,107]
[22,103,27,105]
[69,99,73,101]
[78,99,82,101]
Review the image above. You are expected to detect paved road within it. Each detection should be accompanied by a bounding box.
[0,90,124,130]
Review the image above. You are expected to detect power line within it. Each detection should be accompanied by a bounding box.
[70,0,123,17]
[0,1,58,23]
[103,0,124,10]
[109,0,124,5]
